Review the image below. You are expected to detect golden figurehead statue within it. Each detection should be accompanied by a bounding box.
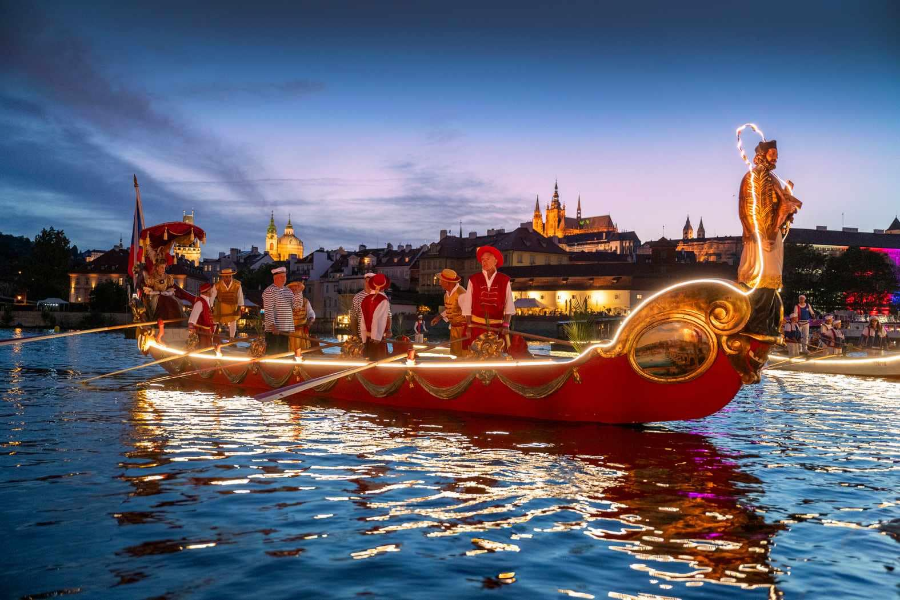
[736,137,802,337]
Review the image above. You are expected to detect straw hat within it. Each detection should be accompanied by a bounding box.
[220,268,235,276]
[439,268,460,283]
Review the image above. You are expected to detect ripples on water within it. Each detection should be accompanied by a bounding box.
[1,331,897,599]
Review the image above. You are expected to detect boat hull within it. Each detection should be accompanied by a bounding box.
[147,344,743,424]
[767,353,900,378]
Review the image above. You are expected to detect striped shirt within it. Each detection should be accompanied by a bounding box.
[263,284,299,332]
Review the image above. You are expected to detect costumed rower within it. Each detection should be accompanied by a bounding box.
[286,278,316,353]
[783,314,802,357]
[818,314,839,355]
[460,245,530,359]
[209,268,244,339]
[737,139,803,337]
[359,274,391,360]
[262,266,299,354]
[349,273,374,337]
[430,268,468,356]
[142,257,183,343]
[414,315,427,344]
[860,316,887,352]
[789,295,817,354]
[188,283,216,347]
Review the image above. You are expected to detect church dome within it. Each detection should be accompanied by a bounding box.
[278,234,303,258]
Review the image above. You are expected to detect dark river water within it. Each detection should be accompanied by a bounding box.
[1,330,898,599]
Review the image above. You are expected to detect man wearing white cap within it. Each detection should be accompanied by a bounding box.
[819,314,839,355]
[262,266,299,353]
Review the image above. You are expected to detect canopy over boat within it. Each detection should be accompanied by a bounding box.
[140,221,206,250]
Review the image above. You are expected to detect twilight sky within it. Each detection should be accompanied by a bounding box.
[2,0,898,257]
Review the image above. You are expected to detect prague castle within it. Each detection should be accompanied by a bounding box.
[529,181,617,238]
[265,213,304,261]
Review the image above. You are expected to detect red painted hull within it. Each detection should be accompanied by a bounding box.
[147,345,743,424]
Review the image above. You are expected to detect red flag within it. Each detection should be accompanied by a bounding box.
[128,174,146,286]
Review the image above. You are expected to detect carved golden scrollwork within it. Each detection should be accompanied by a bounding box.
[597,282,755,384]
[468,331,508,360]
[248,338,267,358]
[184,330,200,353]
[137,330,153,354]
[341,336,365,358]
[723,332,777,384]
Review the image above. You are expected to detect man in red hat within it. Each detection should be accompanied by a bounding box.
[460,245,529,358]
[188,282,216,347]
[360,273,391,360]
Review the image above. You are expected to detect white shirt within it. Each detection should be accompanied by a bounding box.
[293,291,316,321]
[359,292,390,343]
[188,295,213,327]
[459,270,515,317]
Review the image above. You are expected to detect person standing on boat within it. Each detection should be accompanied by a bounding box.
[783,314,802,357]
[789,295,817,354]
[286,278,316,353]
[188,282,216,348]
[142,257,184,343]
[262,266,298,354]
[818,315,839,355]
[431,268,468,356]
[413,315,427,344]
[360,274,391,360]
[737,140,802,337]
[861,316,887,352]
[209,268,244,339]
[460,245,530,358]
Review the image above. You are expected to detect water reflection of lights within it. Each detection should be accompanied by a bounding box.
[120,394,781,596]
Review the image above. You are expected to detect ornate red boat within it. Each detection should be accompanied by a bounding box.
[138,280,771,424]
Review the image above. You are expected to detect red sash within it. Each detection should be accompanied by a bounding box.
[361,293,387,335]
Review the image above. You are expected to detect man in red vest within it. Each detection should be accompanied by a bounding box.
[188,282,216,348]
[360,273,391,360]
[460,245,530,358]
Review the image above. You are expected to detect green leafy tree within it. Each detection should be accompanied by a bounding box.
[90,281,128,312]
[28,228,72,300]
[781,244,827,310]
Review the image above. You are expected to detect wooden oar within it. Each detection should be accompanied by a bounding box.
[766,346,838,370]
[0,319,185,347]
[474,322,576,347]
[255,336,469,403]
[128,337,348,388]
[78,337,259,384]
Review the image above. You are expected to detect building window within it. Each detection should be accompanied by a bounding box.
[517,254,523,264]
[636,294,643,300]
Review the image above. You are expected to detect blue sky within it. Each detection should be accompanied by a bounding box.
[1,0,898,255]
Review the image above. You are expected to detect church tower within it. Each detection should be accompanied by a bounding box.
[284,213,294,237]
[532,195,544,235]
[683,215,694,240]
[697,217,706,239]
[576,195,582,221]
[266,212,278,258]
[545,180,563,238]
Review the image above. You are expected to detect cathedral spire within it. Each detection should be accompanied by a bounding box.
[534,195,540,214]
[267,211,277,235]
[576,195,582,220]
[683,215,694,240]
[697,217,706,239]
